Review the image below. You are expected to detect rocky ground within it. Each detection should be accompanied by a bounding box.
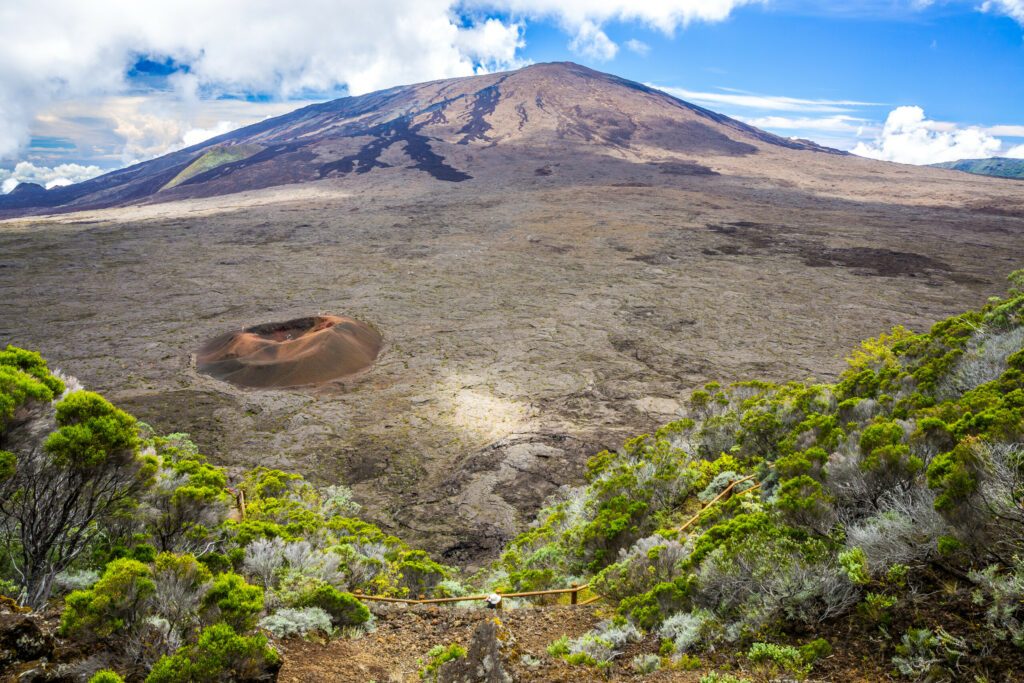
[276,584,1024,682]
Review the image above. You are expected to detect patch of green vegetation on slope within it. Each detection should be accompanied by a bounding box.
[162,143,263,190]
[932,156,1024,180]
[3,271,1024,680]
[485,268,1024,676]
[0,348,459,680]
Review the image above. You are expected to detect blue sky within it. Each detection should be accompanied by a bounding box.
[1,0,1022,191]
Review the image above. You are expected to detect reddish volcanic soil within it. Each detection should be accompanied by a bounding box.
[196,315,382,388]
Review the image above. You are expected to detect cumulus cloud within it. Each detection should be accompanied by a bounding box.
[471,0,760,59]
[982,0,1024,24]
[851,106,1003,164]
[0,0,529,162]
[0,161,104,194]
[625,39,651,55]
[569,21,619,60]
[474,0,761,32]
[1006,144,1024,159]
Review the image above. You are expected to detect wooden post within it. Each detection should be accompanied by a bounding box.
[570,583,578,605]
[238,489,246,520]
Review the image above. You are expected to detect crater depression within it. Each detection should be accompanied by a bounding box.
[196,315,382,389]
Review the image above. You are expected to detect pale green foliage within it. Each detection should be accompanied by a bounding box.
[700,674,752,683]
[631,653,661,673]
[659,610,714,654]
[258,606,332,638]
[892,628,967,681]
[970,556,1024,648]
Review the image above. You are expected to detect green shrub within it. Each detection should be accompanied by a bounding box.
[201,572,264,631]
[839,547,870,585]
[892,627,967,681]
[859,592,898,626]
[700,674,752,683]
[798,638,832,664]
[547,635,570,657]
[294,582,369,627]
[60,559,155,639]
[88,671,125,683]
[0,450,14,481]
[145,623,280,683]
[0,345,64,425]
[418,643,466,681]
[396,550,449,595]
[631,653,661,673]
[969,557,1024,648]
[747,642,810,679]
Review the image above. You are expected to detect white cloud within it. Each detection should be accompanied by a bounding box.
[1006,144,1024,159]
[982,0,1024,24]
[653,85,879,113]
[851,106,1003,165]
[454,18,526,67]
[0,1,531,162]
[0,161,104,194]
[180,121,238,149]
[31,95,313,167]
[987,124,1024,136]
[470,0,760,59]
[741,114,873,134]
[472,0,762,33]
[569,21,619,60]
[625,39,651,55]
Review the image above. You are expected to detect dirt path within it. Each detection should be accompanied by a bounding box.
[277,603,615,682]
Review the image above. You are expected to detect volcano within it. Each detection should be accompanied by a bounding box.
[0,62,844,215]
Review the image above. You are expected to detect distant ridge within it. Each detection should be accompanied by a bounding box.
[932,156,1024,180]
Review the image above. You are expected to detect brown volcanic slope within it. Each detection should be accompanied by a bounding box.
[2,62,1023,565]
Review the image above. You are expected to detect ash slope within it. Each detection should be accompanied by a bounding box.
[0,62,840,215]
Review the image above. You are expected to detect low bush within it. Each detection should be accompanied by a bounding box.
[418,643,466,681]
[88,672,125,683]
[61,559,155,640]
[892,627,967,682]
[293,582,369,627]
[747,642,810,680]
[631,653,661,673]
[258,607,332,638]
[201,573,264,632]
[145,623,280,683]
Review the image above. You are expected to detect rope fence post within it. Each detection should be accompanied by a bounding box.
[570,582,578,605]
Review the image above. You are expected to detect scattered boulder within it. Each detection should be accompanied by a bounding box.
[0,608,54,674]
